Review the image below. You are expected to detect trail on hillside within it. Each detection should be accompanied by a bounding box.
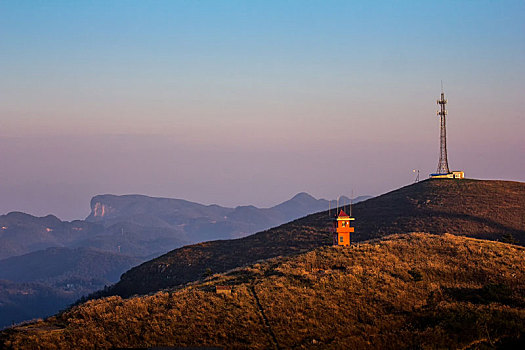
[250,284,281,350]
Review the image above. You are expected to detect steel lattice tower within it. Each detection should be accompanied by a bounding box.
[436,88,450,174]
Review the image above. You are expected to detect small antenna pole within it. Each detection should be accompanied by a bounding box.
[328,199,331,217]
[413,169,420,183]
[350,190,353,217]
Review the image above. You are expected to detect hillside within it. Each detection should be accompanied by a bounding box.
[101,179,525,297]
[2,234,524,349]
[349,178,525,244]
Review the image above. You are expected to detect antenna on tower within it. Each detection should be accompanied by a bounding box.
[436,83,450,174]
[430,83,465,179]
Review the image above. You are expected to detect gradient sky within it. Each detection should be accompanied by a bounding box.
[1,0,524,220]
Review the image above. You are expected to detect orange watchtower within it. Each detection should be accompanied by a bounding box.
[333,209,355,246]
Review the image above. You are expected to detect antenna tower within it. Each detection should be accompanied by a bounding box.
[436,83,450,174]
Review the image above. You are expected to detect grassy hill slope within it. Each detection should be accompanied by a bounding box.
[350,178,524,243]
[102,179,525,297]
[2,233,524,349]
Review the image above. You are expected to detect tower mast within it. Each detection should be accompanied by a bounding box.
[436,85,450,174]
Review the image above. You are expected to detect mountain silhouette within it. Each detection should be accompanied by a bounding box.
[85,193,369,243]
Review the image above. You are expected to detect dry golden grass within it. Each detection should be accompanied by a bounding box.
[2,233,524,349]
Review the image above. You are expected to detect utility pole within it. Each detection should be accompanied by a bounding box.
[413,169,420,183]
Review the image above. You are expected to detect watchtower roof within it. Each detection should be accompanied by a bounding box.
[334,209,355,221]
[338,210,349,217]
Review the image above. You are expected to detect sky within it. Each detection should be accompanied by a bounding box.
[1,0,524,220]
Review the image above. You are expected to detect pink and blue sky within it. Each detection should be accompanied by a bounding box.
[1,1,524,220]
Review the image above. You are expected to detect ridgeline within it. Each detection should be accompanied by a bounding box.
[99,179,525,298]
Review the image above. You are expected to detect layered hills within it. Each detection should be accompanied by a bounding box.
[0,212,102,260]
[0,192,361,328]
[102,179,525,298]
[2,233,524,349]
[0,192,366,262]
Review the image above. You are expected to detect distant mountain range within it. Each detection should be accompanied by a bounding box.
[0,192,369,328]
[0,212,102,260]
[0,193,369,262]
[85,192,370,243]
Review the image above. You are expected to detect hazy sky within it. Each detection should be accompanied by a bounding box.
[1,1,524,220]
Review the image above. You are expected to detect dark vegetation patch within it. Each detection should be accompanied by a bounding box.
[408,268,423,282]
[445,283,523,307]
[411,305,525,348]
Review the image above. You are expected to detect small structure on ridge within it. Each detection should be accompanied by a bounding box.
[333,209,354,246]
[215,285,232,295]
